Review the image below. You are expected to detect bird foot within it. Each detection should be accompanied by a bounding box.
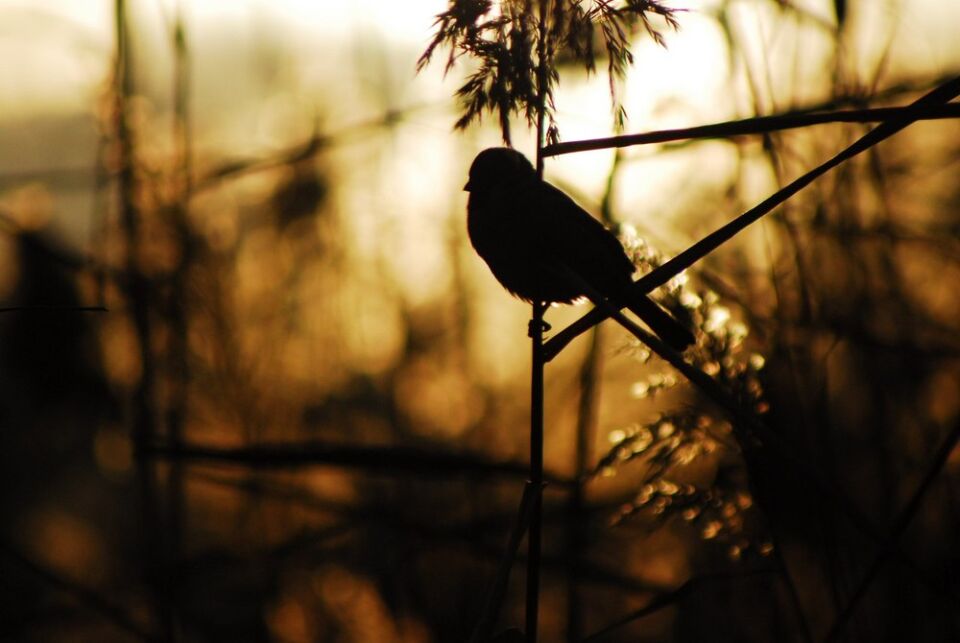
[528,318,551,338]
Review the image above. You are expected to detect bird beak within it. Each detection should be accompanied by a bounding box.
[463,181,472,192]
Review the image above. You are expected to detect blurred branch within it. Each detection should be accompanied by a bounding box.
[824,71,960,108]
[468,482,540,643]
[565,150,623,641]
[824,418,960,642]
[194,130,322,191]
[769,0,836,32]
[544,75,960,361]
[1,542,158,642]
[0,165,99,190]
[112,3,169,637]
[144,440,575,486]
[0,305,106,314]
[0,105,430,196]
[542,102,960,157]
[188,469,666,596]
[192,103,438,192]
[581,568,778,642]
[160,3,191,636]
[566,323,601,642]
[0,209,110,272]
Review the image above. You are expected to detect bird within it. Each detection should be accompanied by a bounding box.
[464,147,694,351]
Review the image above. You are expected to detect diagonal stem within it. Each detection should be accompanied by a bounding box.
[823,419,960,642]
[544,76,960,362]
[580,568,777,642]
[469,482,542,643]
[563,269,944,605]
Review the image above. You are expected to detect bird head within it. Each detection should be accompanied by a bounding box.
[464,147,536,192]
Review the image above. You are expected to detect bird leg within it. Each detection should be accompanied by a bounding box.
[528,312,551,338]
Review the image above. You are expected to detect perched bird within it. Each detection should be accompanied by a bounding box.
[464,147,694,351]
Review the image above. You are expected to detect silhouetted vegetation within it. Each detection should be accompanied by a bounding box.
[1,1,958,642]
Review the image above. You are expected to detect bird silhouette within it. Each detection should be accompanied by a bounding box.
[465,147,694,351]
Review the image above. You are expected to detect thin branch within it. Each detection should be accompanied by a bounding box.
[627,77,960,292]
[543,102,960,156]
[543,75,960,361]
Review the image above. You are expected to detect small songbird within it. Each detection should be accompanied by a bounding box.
[464,147,694,351]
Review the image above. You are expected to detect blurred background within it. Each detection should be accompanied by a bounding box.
[1,0,959,641]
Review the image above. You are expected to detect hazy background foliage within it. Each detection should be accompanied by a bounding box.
[1,1,959,641]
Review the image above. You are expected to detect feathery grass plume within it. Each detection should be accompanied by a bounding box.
[417,0,681,143]
[596,228,770,560]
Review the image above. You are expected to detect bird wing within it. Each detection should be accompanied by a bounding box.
[535,182,694,349]
[534,181,636,282]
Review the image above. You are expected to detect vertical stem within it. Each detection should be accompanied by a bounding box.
[565,148,616,641]
[534,0,549,177]
[526,299,546,643]
[163,3,191,639]
[566,325,600,642]
[113,1,168,639]
[527,3,550,641]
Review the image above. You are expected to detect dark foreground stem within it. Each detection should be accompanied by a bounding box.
[528,0,550,636]
[527,300,547,643]
[143,440,573,483]
[468,483,542,643]
[823,418,960,642]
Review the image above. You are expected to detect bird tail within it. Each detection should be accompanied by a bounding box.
[624,292,695,351]
[552,262,694,351]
